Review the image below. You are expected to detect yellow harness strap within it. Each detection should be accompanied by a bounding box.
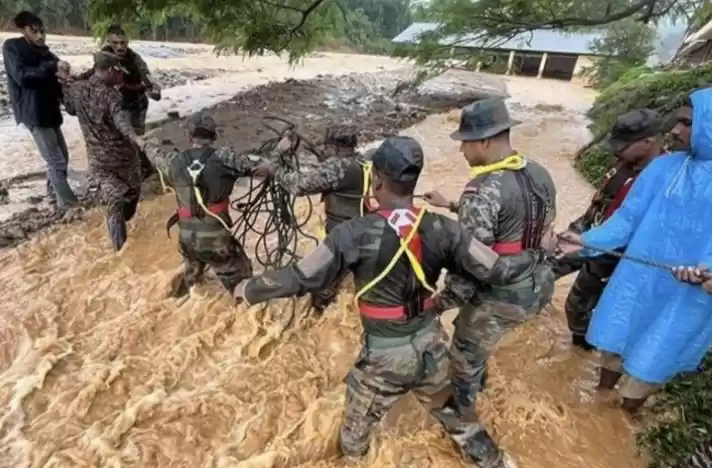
[354,207,435,304]
[360,161,373,216]
[184,160,232,232]
[158,169,175,194]
[316,160,374,241]
[468,153,526,179]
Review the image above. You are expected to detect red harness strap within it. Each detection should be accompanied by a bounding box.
[177,199,230,219]
[357,207,428,320]
[602,177,635,221]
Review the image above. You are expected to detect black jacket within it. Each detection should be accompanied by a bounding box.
[2,37,63,128]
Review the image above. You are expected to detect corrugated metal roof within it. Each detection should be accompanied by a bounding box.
[392,22,606,56]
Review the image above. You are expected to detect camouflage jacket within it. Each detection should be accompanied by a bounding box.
[236,209,542,338]
[430,160,556,314]
[62,75,139,173]
[274,152,366,196]
[143,140,264,183]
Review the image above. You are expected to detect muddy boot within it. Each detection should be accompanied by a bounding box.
[598,368,622,390]
[462,428,506,468]
[572,334,596,351]
[168,272,191,298]
[621,397,647,414]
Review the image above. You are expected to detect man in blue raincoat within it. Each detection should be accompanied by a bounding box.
[557,88,712,414]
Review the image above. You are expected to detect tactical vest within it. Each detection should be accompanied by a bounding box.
[165,147,238,238]
[322,159,369,232]
[465,164,554,255]
[587,165,636,228]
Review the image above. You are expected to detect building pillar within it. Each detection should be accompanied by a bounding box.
[506,50,515,75]
[537,52,548,79]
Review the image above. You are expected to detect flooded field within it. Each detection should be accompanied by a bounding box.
[0,35,645,468]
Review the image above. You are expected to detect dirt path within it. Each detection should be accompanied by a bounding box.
[0,70,648,468]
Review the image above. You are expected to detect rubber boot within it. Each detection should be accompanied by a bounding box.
[598,368,622,390]
[621,397,647,414]
[463,428,505,468]
[572,334,596,351]
[107,215,128,251]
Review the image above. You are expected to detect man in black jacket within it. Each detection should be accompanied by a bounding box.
[2,11,78,208]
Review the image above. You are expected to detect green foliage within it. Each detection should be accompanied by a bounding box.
[582,20,656,89]
[577,60,712,186]
[637,355,712,468]
[397,0,686,68]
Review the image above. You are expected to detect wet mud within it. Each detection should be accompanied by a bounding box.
[0,70,487,249]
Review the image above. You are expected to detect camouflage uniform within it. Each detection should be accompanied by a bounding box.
[236,136,538,467]
[429,99,557,416]
[551,109,664,347]
[143,114,265,295]
[273,124,371,313]
[77,46,158,177]
[62,52,141,251]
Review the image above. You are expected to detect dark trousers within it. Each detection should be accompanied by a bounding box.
[179,236,253,292]
[563,255,619,337]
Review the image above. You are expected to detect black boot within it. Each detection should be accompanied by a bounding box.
[107,215,127,251]
[572,334,596,351]
[622,397,647,414]
[598,368,622,390]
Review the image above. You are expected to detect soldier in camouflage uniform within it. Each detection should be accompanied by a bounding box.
[75,24,161,178]
[256,124,373,314]
[58,51,143,251]
[236,136,547,467]
[552,109,665,351]
[139,114,292,297]
[423,98,557,418]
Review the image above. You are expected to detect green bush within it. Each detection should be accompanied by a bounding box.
[577,62,712,185]
[637,355,712,468]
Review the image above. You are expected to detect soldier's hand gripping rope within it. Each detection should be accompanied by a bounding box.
[231,117,321,270]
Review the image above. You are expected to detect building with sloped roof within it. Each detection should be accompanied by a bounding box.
[392,22,612,82]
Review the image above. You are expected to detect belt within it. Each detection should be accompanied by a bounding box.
[358,298,434,320]
[364,318,438,349]
[177,200,230,219]
[492,241,523,254]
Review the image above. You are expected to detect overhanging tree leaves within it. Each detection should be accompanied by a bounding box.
[583,19,656,88]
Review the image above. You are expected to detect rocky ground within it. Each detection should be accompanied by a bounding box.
[0,69,495,248]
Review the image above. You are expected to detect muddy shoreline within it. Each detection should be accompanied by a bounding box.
[0,70,492,249]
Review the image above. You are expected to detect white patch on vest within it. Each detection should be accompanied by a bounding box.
[467,238,499,269]
[385,208,417,235]
[297,243,335,278]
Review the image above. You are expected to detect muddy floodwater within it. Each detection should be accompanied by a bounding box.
[0,67,647,467]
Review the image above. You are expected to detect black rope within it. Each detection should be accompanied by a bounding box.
[231,117,321,270]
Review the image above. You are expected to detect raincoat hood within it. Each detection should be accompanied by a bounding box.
[689,88,712,160]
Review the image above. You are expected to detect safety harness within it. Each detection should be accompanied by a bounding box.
[466,153,548,254]
[159,148,233,237]
[354,206,436,321]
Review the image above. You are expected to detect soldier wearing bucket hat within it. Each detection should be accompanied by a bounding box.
[235,135,534,468]
[423,97,557,419]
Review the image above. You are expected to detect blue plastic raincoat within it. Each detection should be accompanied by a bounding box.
[582,88,712,384]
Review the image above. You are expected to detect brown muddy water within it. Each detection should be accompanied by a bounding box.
[0,79,647,468]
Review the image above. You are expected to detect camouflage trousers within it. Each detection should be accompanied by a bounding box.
[564,255,619,337]
[450,267,555,415]
[178,235,253,293]
[340,319,507,467]
[92,164,142,250]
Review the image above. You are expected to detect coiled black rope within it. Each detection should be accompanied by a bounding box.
[231,117,321,270]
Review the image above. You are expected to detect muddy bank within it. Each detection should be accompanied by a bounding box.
[0,70,495,249]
